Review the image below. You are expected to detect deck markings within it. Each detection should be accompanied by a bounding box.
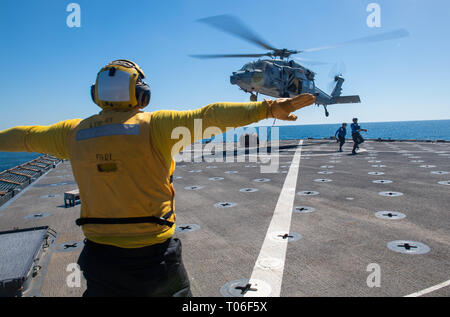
[404,279,450,297]
[245,140,303,297]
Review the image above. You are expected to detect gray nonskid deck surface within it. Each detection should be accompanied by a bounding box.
[174,140,450,297]
[0,140,449,297]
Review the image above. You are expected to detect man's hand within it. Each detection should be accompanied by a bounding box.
[266,94,316,121]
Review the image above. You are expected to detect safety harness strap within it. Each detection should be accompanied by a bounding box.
[76,210,174,228]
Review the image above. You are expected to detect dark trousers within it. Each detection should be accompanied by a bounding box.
[77,238,191,297]
[352,132,363,153]
[338,137,345,151]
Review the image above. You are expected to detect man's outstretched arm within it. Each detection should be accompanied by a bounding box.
[0,119,82,159]
[150,94,315,164]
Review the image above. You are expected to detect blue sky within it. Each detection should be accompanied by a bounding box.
[0,0,449,130]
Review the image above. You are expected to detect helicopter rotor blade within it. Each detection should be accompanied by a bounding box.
[197,14,278,51]
[301,28,409,53]
[293,57,330,66]
[328,62,346,91]
[328,61,346,78]
[190,53,271,59]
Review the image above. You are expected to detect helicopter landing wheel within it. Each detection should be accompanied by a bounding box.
[250,93,258,102]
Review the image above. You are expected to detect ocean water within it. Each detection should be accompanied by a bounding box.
[0,152,42,173]
[215,119,450,142]
[1,120,448,173]
[266,119,450,141]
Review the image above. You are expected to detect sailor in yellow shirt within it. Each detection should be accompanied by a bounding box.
[0,59,315,297]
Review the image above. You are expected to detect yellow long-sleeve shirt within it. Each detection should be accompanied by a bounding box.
[0,101,269,248]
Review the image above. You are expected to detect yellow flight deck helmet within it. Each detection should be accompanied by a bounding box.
[90,59,151,110]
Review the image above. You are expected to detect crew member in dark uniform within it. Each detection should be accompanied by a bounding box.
[350,118,367,155]
[335,123,347,152]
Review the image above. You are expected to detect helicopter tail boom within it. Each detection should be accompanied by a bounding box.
[332,95,361,104]
[331,75,344,97]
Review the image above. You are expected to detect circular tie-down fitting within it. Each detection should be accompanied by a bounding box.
[320,165,334,169]
[220,278,272,297]
[297,190,319,196]
[387,240,430,255]
[209,177,224,181]
[294,206,316,214]
[188,169,202,173]
[252,178,271,183]
[40,194,60,199]
[318,171,334,175]
[175,224,200,234]
[269,231,302,243]
[24,212,51,220]
[314,178,333,183]
[214,201,237,208]
[368,172,385,176]
[375,211,406,220]
[419,165,436,168]
[371,164,386,168]
[225,171,239,174]
[184,185,204,191]
[346,197,355,200]
[379,191,403,197]
[437,180,450,186]
[431,171,449,175]
[54,240,85,253]
[372,180,393,184]
[239,188,259,193]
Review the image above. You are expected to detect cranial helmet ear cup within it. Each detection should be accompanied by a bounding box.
[135,81,151,108]
[90,84,96,104]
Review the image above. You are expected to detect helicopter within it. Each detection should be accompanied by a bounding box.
[191,15,409,117]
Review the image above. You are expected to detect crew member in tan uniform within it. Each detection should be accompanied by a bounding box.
[0,60,315,296]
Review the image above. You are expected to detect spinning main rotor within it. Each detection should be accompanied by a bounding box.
[190,14,409,63]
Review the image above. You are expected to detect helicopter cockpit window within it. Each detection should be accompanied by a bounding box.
[240,64,254,72]
[254,61,265,69]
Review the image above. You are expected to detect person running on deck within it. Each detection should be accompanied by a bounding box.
[335,123,347,152]
[0,59,316,297]
[351,118,367,155]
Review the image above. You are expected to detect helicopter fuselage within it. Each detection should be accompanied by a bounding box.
[230,59,360,111]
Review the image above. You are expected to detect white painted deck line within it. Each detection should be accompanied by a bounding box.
[245,140,303,297]
[404,279,450,297]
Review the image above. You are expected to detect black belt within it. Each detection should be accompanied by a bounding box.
[76,209,174,228]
